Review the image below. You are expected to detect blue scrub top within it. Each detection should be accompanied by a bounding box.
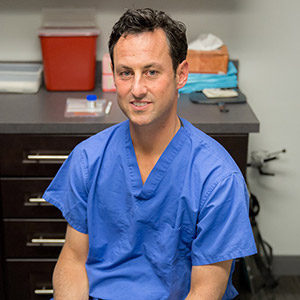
[43,119,256,300]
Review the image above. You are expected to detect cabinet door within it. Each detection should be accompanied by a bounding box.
[5,260,55,300]
[0,134,89,177]
[4,220,66,258]
[1,178,61,218]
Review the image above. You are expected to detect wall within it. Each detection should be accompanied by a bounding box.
[0,0,299,257]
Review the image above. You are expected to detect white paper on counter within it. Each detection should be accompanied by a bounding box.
[188,33,224,51]
[65,98,106,117]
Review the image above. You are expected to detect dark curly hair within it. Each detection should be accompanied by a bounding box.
[108,8,187,73]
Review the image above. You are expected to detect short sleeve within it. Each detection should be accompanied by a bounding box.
[42,144,89,234]
[191,173,257,265]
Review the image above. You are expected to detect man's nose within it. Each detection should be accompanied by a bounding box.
[131,75,147,99]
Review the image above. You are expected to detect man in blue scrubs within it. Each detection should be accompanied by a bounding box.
[43,8,257,300]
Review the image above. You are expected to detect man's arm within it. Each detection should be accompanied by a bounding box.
[53,224,89,300]
[185,260,232,300]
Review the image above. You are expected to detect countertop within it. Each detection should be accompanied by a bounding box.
[0,86,259,135]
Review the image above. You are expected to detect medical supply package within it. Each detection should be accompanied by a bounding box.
[179,61,237,94]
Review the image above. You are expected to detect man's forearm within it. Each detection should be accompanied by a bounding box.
[185,261,232,300]
[185,288,224,300]
[53,257,89,300]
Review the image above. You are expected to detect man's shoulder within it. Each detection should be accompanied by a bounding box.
[181,118,222,151]
[70,121,128,162]
[81,120,127,148]
[181,118,241,175]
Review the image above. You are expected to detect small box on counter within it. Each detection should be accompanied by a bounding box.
[102,53,116,92]
[186,45,229,74]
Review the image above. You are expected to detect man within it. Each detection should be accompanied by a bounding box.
[43,8,256,300]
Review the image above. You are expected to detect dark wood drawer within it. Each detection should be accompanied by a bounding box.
[0,178,61,218]
[5,260,55,300]
[0,134,89,177]
[4,220,66,258]
[211,134,248,177]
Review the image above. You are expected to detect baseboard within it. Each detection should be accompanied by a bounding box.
[273,255,300,276]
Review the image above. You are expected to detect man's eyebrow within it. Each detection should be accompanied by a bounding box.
[115,62,162,72]
[143,63,161,69]
[115,65,132,70]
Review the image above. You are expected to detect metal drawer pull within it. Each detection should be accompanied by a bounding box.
[31,238,65,244]
[34,289,54,295]
[29,197,46,203]
[27,154,68,160]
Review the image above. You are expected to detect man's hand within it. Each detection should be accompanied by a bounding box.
[185,260,232,300]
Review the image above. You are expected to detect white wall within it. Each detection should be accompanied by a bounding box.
[0,0,299,256]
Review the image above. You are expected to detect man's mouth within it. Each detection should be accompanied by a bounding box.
[132,102,149,107]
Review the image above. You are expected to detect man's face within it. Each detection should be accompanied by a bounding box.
[112,28,187,129]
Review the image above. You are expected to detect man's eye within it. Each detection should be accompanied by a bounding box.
[147,70,158,76]
[119,71,132,78]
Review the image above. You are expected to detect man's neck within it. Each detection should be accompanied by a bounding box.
[130,116,181,157]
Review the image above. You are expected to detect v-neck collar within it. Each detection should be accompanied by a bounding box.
[124,120,188,200]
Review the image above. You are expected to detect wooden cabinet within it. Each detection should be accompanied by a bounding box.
[0,135,88,177]
[0,134,88,300]
[0,131,249,299]
[5,261,56,300]
[211,134,248,177]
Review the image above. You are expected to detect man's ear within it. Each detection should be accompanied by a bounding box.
[176,60,189,90]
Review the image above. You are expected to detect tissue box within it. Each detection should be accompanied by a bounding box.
[186,45,229,74]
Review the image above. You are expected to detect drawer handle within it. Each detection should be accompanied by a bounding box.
[31,238,65,244]
[28,197,46,203]
[34,289,54,295]
[27,154,69,160]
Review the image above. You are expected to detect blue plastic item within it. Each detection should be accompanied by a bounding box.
[86,94,97,110]
[179,61,238,94]
[86,94,97,101]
